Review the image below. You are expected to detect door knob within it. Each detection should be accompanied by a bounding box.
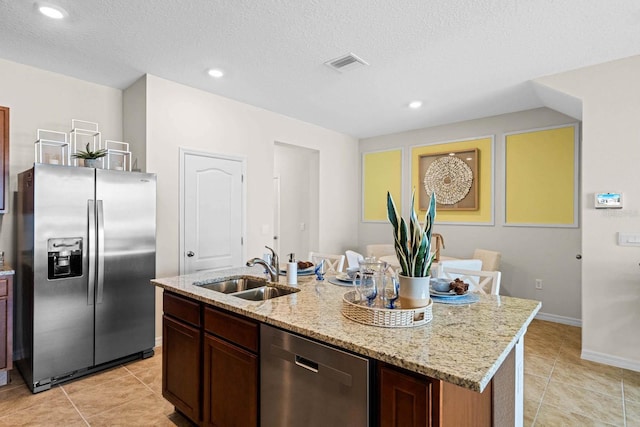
[187,251,195,257]
[576,254,582,259]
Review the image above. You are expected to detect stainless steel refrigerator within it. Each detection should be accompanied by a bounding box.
[15,164,156,393]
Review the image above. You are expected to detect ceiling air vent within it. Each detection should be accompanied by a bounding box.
[324,53,369,73]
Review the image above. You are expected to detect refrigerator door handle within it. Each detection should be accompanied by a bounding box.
[97,200,105,304]
[88,200,96,306]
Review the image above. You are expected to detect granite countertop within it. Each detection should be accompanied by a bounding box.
[0,264,15,275]
[152,266,541,393]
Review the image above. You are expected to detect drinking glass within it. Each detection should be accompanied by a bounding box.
[380,272,399,309]
[314,259,327,281]
[354,272,377,306]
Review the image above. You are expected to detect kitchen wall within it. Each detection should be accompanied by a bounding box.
[0,58,123,268]
[359,108,582,322]
[134,74,359,338]
[536,55,640,371]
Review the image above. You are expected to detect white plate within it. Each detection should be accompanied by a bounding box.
[430,287,468,298]
[335,273,356,282]
[280,264,315,275]
[328,278,358,287]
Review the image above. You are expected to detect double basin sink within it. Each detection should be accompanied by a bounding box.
[194,276,299,301]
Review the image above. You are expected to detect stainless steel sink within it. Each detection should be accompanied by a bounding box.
[232,286,299,301]
[194,276,267,293]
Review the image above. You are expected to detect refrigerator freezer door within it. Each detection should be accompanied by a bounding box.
[94,170,156,365]
[32,164,96,383]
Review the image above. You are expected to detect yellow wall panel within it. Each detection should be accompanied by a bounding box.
[411,137,493,223]
[363,150,402,222]
[505,126,576,225]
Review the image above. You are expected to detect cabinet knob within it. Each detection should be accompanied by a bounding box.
[187,251,195,257]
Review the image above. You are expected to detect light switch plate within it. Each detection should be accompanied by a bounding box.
[617,232,640,246]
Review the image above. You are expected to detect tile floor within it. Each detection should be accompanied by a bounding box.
[525,320,639,426]
[0,319,637,426]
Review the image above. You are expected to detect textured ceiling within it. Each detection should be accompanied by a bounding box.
[1,0,640,138]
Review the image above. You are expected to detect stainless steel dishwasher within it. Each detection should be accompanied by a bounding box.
[261,324,370,426]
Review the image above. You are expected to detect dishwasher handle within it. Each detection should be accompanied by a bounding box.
[270,343,353,387]
[295,355,319,373]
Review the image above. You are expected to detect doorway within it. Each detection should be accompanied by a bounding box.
[179,148,245,275]
[273,143,319,261]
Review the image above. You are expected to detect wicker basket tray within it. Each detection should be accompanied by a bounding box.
[341,291,433,328]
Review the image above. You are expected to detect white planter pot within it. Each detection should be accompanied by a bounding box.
[398,274,431,308]
[83,158,100,168]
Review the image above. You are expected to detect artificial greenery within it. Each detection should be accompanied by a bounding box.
[71,142,107,159]
[387,189,437,277]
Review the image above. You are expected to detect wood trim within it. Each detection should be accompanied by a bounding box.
[0,106,8,213]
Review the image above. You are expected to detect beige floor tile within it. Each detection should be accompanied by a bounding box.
[551,359,623,398]
[525,373,548,403]
[0,369,26,392]
[535,403,620,426]
[124,351,162,375]
[61,366,132,395]
[0,382,66,417]
[525,342,562,361]
[0,390,86,427]
[524,398,540,427]
[69,374,155,419]
[626,398,640,425]
[86,392,179,426]
[624,369,640,403]
[129,365,163,396]
[525,353,555,378]
[543,379,624,425]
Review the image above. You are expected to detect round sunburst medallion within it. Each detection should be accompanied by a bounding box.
[423,156,473,205]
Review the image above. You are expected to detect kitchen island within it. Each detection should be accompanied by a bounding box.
[152,266,540,426]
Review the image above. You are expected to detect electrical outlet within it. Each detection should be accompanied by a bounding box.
[535,279,543,290]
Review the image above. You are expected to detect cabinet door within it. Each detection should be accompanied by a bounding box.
[203,333,258,427]
[0,106,7,213]
[0,298,6,370]
[162,315,201,423]
[379,364,433,427]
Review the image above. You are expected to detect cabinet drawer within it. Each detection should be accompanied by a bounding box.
[0,279,7,297]
[204,306,258,353]
[163,292,201,327]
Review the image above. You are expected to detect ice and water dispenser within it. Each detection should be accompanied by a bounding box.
[47,238,83,279]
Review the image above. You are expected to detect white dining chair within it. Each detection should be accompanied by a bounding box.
[438,266,502,295]
[308,252,345,273]
[345,250,364,268]
[433,258,482,278]
[365,244,395,259]
[472,249,502,271]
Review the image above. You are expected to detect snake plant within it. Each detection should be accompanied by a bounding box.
[387,190,436,277]
[71,142,107,159]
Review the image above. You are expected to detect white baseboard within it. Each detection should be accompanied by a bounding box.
[581,349,640,372]
[155,336,163,349]
[534,312,582,327]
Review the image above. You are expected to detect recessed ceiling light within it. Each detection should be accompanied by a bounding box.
[207,69,224,78]
[408,101,423,109]
[37,3,68,19]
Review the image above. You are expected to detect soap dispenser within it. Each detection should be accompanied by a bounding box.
[287,253,297,285]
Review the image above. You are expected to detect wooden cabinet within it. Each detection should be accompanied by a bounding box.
[379,363,436,427]
[202,306,259,427]
[378,362,492,427]
[162,291,259,426]
[0,106,8,213]
[162,292,202,422]
[0,274,13,386]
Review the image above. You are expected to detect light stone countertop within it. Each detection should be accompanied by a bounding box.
[152,266,541,393]
[0,264,15,275]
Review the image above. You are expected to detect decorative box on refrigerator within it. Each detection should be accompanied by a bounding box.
[15,163,156,392]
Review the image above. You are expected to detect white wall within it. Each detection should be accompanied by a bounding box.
[123,75,147,171]
[142,74,359,336]
[536,56,640,371]
[0,58,123,267]
[274,143,320,260]
[359,108,582,322]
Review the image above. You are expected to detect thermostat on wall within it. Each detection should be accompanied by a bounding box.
[595,192,623,209]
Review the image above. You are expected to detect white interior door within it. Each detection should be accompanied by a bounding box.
[180,149,245,274]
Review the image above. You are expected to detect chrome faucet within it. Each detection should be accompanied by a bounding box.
[246,245,280,282]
